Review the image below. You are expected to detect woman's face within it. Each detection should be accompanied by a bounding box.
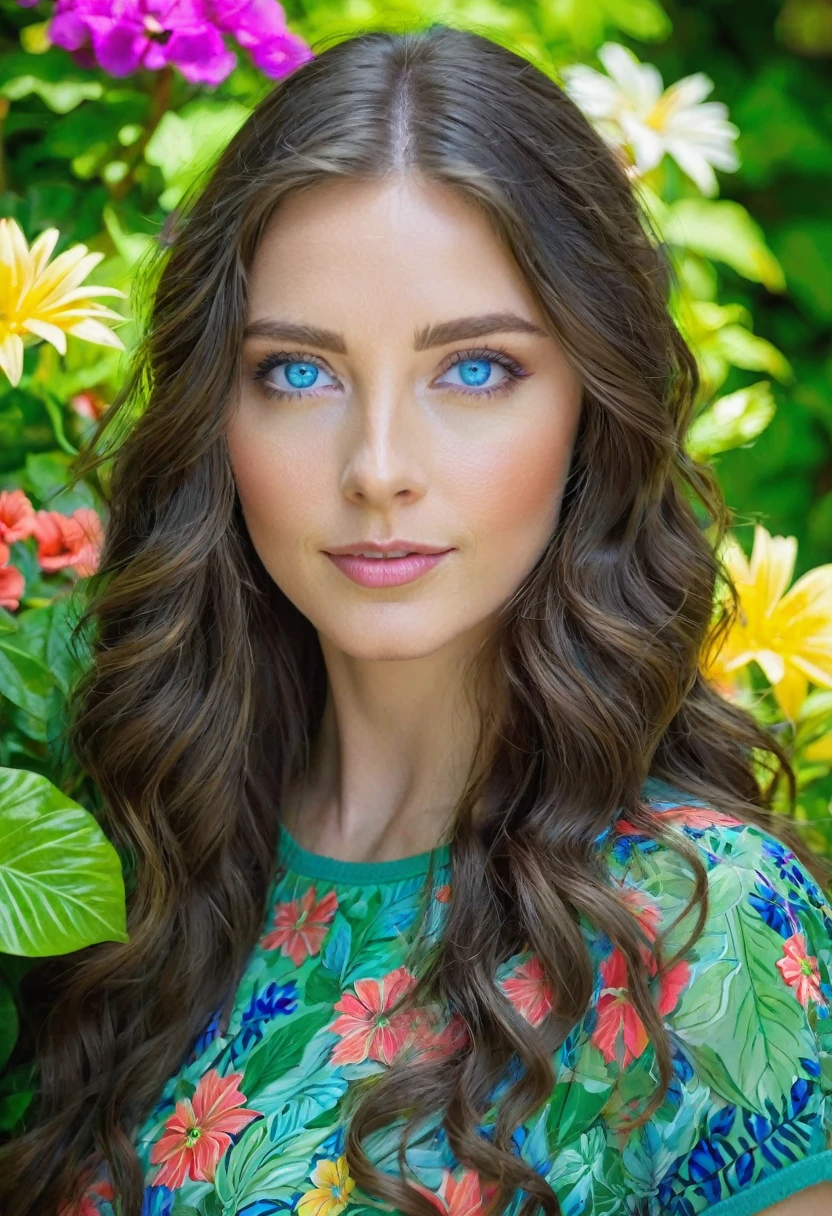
[227,174,583,662]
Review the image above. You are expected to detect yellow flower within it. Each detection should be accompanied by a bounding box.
[702,525,832,720]
[296,1155,355,1216]
[0,218,126,386]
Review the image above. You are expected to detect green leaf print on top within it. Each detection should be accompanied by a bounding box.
[76,779,832,1216]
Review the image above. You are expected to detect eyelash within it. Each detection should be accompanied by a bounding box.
[251,345,531,401]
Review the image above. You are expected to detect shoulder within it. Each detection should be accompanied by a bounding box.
[576,778,832,1215]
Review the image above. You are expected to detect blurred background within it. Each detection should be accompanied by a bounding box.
[0,0,830,1138]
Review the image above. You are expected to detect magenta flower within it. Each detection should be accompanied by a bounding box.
[47,0,313,85]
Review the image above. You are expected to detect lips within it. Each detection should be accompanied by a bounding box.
[325,550,452,588]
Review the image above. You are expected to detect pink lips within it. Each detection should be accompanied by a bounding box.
[325,551,453,587]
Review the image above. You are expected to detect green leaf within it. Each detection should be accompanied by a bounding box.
[0,639,55,719]
[688,382,777,460]
[0,766,127,956]
[14,599,86,696]
[304,963,342,1006]
[663,199,786,290]
[0,977,19,1071]
[243,1007,335,1095]
[144,99,250,209]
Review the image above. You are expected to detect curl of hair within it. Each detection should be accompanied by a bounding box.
[2,22,827,1216]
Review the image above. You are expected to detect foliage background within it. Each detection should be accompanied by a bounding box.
[0,0,831,1149]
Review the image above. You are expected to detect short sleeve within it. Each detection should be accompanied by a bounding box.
[595,805,832,1216]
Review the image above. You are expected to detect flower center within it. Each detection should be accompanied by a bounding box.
[185,1126,202,1147]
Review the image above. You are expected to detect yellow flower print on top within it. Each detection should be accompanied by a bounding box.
[296,1154,355,1216]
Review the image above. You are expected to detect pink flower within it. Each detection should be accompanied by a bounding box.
[411,1168,498,1216]
[0,489,36,544]
[502,955,554,1027]
[149,1068,261,1189]
[0,543,24,611]
[329,965,418,1066]
[776,933,824,1007]
[70,391,108,421]
[31,507,103,577]
[49,0,313,84]
[260,885,338,965]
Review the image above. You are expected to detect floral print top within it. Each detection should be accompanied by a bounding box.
[75,777,832,1216]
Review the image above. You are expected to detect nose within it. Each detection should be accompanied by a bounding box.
[339,383,429,510]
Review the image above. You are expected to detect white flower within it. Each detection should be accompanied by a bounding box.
[560,42,740,196]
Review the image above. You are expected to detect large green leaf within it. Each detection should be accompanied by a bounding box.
[0,767,127,957]
[671,895,815,1114]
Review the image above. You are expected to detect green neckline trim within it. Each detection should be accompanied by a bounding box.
[278,822,452,884]
[275,775,681,886]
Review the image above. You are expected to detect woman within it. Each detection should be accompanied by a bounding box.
[2,22,831,1216]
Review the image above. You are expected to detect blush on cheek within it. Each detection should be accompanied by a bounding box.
[473,429,574,540]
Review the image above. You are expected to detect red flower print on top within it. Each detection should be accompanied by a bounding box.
[435,883,452,903]
[57,1175,115,1216]
[502,955,554,1027]
[616,802,744,835]
[261,886,339,966]
[591,946,690,1068]
[409,1006,471,1061]
[329,965,419,1065]
[776,933,825,1007]
[411,1167,498,1216]
[149,1068,261,1189]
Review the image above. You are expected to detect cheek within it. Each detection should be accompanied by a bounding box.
[457,413,576,549]
[227,419,325,548]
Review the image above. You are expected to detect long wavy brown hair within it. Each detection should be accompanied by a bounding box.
[2,21,827,1216]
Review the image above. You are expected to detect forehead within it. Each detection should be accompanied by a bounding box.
[246,174,541,334]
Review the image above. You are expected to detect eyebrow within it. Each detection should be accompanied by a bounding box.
[242,311,550,353]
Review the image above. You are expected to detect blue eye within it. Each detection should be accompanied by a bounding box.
[439,357,507,391]
[253,353,338,399]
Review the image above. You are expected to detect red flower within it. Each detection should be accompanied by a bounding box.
[0,489,36,544]
[261,885,338,966]
[32,507,103,577]
[57,1175,115,1216]
[409,1007,471,1061]
[411,1168,498,1216]
[502,955,554,1027]
[435,883,452,903]
[329,965,419,1065]
[661,805,744,829]
[616,802,743,835]
[149,1069,261,1189]
[776,933,824,1007]
[591,947,690,1068]
[0,543,24,611]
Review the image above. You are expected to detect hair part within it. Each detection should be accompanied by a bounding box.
[2,22,825,1216]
